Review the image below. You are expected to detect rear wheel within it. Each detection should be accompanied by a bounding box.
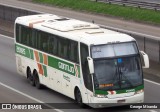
[27,68,35,86]
[34,71,42,89]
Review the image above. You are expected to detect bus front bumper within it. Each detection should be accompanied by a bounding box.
[88,92,144,108]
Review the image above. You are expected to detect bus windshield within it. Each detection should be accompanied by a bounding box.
[91,42,138,59]
[91,42,143,91]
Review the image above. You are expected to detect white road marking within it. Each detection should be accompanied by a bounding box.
[144,79,160,86]
[0,82,64,112]
[0,34,14,39]
[149,110,158,112]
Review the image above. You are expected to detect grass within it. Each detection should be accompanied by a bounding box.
[32,0,160,25]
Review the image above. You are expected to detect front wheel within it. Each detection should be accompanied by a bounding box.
[75,89,85,108]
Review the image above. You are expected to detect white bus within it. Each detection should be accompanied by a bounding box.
[15,14,149,108]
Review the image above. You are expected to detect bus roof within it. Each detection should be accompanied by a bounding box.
[15,14,135,45]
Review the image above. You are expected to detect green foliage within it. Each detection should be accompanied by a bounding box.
[33,0,160,24]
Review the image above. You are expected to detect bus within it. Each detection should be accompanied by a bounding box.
[15,14,149,108]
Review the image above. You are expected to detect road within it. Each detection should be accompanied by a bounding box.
[0,0,160,111]
[0,85,56,112]
[0,34,160,112]
[130,0,160,3]
[0,0,160,38]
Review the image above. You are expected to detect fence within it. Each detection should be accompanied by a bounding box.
[95,0,160,11]
[0,4,38,22]
[0,4,160,63]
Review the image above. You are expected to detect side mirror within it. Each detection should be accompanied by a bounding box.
[140,51,149,68]
[87,57,94,74]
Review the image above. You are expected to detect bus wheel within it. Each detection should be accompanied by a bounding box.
[27,68,35,86]
[75,88,85,108]
[34,71,42,89]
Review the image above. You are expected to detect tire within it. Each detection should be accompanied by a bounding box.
[75,88,85,108]
[27,68,35,86]
[34,71,42,89]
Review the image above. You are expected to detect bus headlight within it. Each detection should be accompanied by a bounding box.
[96,94,108,98]
[134,89,144,95]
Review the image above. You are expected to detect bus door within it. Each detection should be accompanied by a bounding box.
[80,43,93,104]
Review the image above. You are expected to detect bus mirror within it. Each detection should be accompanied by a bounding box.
[87,57,94,74]
[140,51,149,68]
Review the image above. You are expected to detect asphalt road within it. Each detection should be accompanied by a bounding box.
[0,0,160,38]
[0,85,57,112]
[130,0,160,3]
[0,0,160,111]
[0,34,160,112]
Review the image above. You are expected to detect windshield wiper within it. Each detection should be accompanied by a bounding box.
[119,70,134,88]
[112,65,119,89]
[93,74,99,89]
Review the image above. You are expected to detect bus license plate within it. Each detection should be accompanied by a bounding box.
[117,99,126,103]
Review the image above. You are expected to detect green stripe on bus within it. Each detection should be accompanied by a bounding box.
[15,44,80,78]
[30,49,34,60]
[39,52,43,63]
[135,84,144,91]
[95,85,144,95]
[95,89,108,95]
[15,44,31,59]
[77,66,80,78]
[48,56,75,76]
[116,84,144,94]
[43,65,47,77]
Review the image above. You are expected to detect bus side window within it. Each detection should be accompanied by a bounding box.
[37,31,41,50]
[32,29,38,48]
[42,32,49,52]
[21,26,27,45]
[80,43,93,92]
[27,28,32,47]
[37,31,49,52]
[58,38,69,60]
[21,26,31,46]
[16,24,21,43]
[48,34,58,55]
[68,40,79,63]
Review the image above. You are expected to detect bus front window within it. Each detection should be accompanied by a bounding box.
[93,57,143,90]
[91,42,143,91]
